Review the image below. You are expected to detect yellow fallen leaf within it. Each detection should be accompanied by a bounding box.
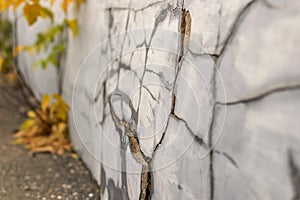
[41,94,50,112]
[19,118,35,130]
[70,152,78,159]
[57,122,67,135]
[12,138,24,145]
[14,130,29,138]
[30,146,55,153]
[27,110,37,118]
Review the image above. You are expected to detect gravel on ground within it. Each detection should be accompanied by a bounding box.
[0,88,100,200]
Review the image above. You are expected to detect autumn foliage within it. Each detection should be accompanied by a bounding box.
[14,94,71,154]
[0,0,84,154]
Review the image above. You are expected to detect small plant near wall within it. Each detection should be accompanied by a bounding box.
[14,94,71,154]
[0,0,85,155]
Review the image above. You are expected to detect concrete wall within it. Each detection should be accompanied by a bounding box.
[18,0,300,199]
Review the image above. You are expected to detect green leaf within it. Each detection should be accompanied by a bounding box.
[40,7,54,23]
[41,60,47,69]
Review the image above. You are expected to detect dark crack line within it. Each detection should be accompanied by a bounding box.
[217,0,259,57]
[170,94,177,115]
[261,0,281,9]
[214,3,222,53]
[115,8,132,89]
[178,8,191,63]
[208,60,218,200]
[213,150,238,167]
[100,8,115,56]
[153,3,186,152]
[106,93,132,200]
[206,2,278,199]
[216,84,300,106]
[109,92,152,200]
[136,4,173,119]
[142,85,159,103]
[288,149,300,200]
[145,69,172,90]
[185,48,220,65]
[152,10,192,188]
[95,81,108,126]
[186,0,258,59]
[171,113,207,147]
[153,113,171,152]
[153,59,182,153]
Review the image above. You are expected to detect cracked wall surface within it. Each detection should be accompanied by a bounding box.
[17,0,300,199]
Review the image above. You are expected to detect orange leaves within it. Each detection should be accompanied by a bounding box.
[13,45,35,57]
[2,0,85,26]
[61,0,71,13]
[1,0,53,25]
[12,0,25,11]
[14,94,71,155]
[61,0,85,13]
[0,0,4,11]
[0,0,25,11]
[0,0,15,12]
[23,2,40,25]
[23,1,53,25]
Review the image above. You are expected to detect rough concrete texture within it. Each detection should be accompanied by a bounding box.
[17,0,300,199]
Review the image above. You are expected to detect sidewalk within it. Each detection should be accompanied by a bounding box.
[0,88,100,200]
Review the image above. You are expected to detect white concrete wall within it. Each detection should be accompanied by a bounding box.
[18,0,300,199]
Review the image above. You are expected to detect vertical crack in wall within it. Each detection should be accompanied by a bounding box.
[108,91,152,200]
[97,3,175,199]
[135,4,172,118]
[153,3,183,151]
[288,149,300,200]
[207,1,261,199]
[208,65,217,200]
